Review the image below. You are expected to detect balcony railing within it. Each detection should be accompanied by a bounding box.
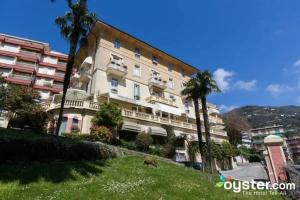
[106,61,128,77]
[55,72,65,78]
[15,61,36,70]
[146,95,175,106]
[57,61,66,68]
[19,49,41,59]
[122,109,196,130]
[46,100,227,136]
[148,77,167,90]
[47,100,99,111]
[52,84,63,90]
[9,74,32,81]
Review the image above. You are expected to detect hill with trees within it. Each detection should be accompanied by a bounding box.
[225,105,300,129]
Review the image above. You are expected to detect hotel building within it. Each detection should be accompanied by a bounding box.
[251,125,285,152]
[0,33,68,128]
[46,20,228,162]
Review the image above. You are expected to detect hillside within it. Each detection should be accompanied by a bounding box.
[227,105,300,129]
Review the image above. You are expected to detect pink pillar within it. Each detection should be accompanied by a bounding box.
[264,135,287,184]
[65,117,73,133]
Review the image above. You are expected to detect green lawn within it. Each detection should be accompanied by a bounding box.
[0,156,284,200]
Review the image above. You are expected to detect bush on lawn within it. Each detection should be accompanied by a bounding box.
[0,129,115,163]
[135,132,153,152]
[90,126,113,142]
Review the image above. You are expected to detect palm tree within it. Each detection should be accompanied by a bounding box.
[53,0,96,135]
[181,78,204,161]
[196,71,220,173]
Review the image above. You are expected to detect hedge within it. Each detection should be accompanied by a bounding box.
[0,128,116,163]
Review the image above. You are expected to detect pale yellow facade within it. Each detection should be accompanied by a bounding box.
[47,20,227,162]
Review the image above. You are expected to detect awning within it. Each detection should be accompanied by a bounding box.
[154,103,182,116]
[149,126,167,136]
[121,121,141,132]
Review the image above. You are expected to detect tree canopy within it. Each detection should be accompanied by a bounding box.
[92,102,123,129]
[223,111,250,146]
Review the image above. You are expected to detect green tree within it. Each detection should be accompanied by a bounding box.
[162,125,177,158]
[223,111,250,146]
[54,0,96,135]
[197,70,220,173]
[181,78,204,162]
[0,77,6,112]
[92,102,123,133]
[187,140,199,162]
[205,140,222,160]
[3,84,48,133]
[220,141,239,169]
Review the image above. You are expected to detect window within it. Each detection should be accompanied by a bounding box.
[71,118,79,132]
[184,100,190,113]
[111,78,118,93]
[152,56,158,65]
[168,64,173,72]
[134,47,141,58]
[168,78,174,89]
[151,70,160,79]
[114,39,120,49]
[133,84,140,100]
[133,65,141,76]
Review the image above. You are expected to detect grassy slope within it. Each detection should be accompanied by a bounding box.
[0,156,283,200]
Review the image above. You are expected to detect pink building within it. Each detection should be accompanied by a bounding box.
[0,33,68,101]
[263,135,287,184]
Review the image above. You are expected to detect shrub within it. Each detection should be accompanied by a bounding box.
[92,103,123,130]
[150,145,164,157]
[135,132,153,151]
[249,154,261,162]
[0,128,115,163]
[120,139,136,150]
[90,126,113,142]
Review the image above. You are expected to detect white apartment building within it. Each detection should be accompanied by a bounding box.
[46,20,228,162]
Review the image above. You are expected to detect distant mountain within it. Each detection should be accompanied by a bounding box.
[225,105,300,129]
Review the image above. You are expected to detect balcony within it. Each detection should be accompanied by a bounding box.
[55,72,65,78]
[19,49,41,59]
[6,74,32,85]
[148,77,167,90]
[122,109,196,130]
[146,95,175,106]
[15,61,36,70]
[106,61,128,77]
[47,100,100,111]
[52,84,63,92]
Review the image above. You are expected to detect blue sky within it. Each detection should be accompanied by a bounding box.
[2,0,300,112]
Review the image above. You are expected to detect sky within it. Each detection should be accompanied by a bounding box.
[1,0,300,112]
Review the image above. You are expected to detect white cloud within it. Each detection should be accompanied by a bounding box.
[213,68,234,92]
[266,84,294,96]
[293,59,300,67]
[234,80,257,91]
[219,104,239,113]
